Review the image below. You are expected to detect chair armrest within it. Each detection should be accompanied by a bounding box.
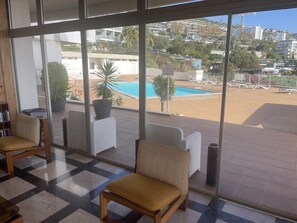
[90,117,116,156]
[182,132,201,176]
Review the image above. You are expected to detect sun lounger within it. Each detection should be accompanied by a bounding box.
[227,82,238,87]
[278,87,287,93]
[205,80,221,86]
[286,88,297,94]
[188,77,196,83]
[238,83,253,89]
[253,85,270,90]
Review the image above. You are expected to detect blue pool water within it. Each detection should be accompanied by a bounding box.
[114,82,213,97]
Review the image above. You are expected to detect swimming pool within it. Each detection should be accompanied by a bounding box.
[114,82,214,97]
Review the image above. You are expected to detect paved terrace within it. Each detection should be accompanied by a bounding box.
[51,101,297,216]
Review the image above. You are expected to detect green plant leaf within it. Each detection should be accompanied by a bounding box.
[93,61,119,100]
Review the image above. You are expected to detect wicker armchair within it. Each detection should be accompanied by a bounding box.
[0,114,50,174]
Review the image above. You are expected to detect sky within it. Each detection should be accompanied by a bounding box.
[208,8,297,33]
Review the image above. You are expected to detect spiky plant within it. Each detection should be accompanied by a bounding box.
[94,61,118,100]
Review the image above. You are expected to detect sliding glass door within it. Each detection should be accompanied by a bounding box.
[86,26,139,167]
[145,15,229,194]
[44,31,84,147]
[221,8,297,216]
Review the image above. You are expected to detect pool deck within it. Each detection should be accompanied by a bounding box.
[52,81,297,216]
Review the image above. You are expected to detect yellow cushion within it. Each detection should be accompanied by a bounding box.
[106,174,181,212]
[0,136,36,152]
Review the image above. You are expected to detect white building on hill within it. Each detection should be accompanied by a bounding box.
[233,25,264,40]
[272,32,287,42]
[275,40,297,59]
[95,27,122,42]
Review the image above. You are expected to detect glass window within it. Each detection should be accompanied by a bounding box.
[43,0,78,24]
[44,31,84,147]
[87,0,137,18]
[13,36,47,111]
[87,26,139,166]
[10,0,37,28]
[146,16,227,194]
[221,8,297,216]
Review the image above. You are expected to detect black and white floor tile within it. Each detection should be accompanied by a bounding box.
[0,148,296,223]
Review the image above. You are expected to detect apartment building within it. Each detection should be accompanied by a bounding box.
[275,40,297,59]
[233,25,264,40]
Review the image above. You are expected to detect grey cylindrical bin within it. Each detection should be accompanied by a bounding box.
[206,143,218,186]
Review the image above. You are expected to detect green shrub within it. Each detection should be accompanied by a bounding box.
[41,62,69,102]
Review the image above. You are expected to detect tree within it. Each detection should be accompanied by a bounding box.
[266,52,282,61]
[219,60,235,81]
[230,46,259,70]
[153,36,170,51]
[156,55,169,68]
[120,26,139,52]
[87,41,97,52]
[153,75,175,112]
[167,36,186,55]
[255,40,277,52]
[146,30,155,49]
[61,43,80,52]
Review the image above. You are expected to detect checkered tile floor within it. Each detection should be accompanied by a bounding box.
[0,148,295,223]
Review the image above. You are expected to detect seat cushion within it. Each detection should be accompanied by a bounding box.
[0,136,36,152]
[106,174,181,212]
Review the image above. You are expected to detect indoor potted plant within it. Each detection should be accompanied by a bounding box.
[41,62,69,112]
[93,61,118,120]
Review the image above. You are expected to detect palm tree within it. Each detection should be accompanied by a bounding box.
[121,26,156,53]
[146,30,155,49]
[121,26,139,52]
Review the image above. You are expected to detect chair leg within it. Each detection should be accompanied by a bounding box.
[154,211,162,223]
[45,145,51,161]
[100,191,109,220]
[6,152,14,174]
[178,194,188,211]
[10,215,24,223]
[42,119,51,160]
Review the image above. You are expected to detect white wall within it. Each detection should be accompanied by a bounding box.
[32,38,63,85]
[32,39,42,85]
[46,40,62,63]
[87,30,96,43]
[10,0,31,28]
[11,0,39,110]
[146,68,162,76]
[111,60,139,75]
[62,58,83,77]
[23,34,68,115]
[14,37,39,110]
